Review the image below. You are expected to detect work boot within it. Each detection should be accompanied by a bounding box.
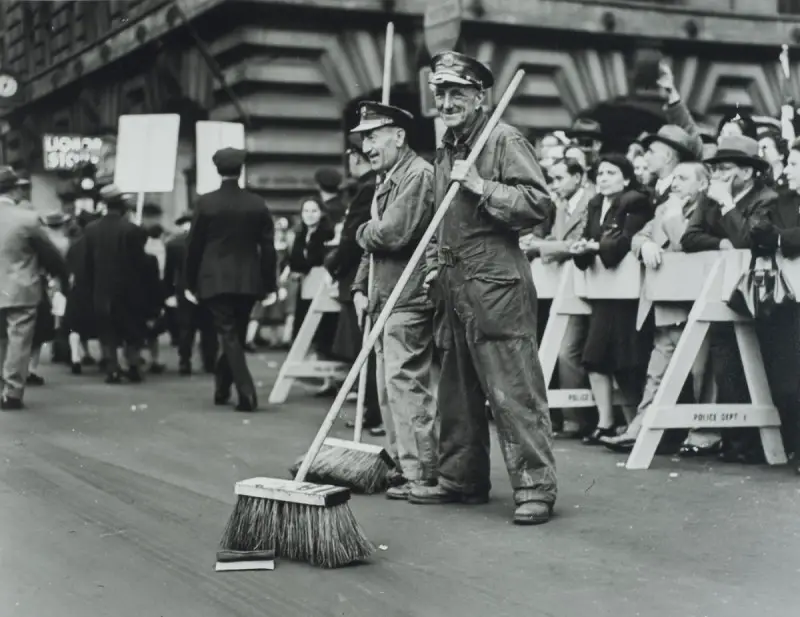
[513,501,552,526]
[386,481,415,501]
[1,396,23,411]
[408,483,488,505]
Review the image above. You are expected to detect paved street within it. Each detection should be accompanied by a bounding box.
[1,346,798,617]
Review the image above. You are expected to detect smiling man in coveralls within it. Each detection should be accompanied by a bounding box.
[408,51,557,525]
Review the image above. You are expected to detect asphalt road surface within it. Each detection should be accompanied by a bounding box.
[1,347,798,617]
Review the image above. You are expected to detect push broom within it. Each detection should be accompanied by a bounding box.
[287,24,397,494]
[219,65,527,569]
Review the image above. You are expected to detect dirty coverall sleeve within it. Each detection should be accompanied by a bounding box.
[477,134,551,231]
[355,166,434,255]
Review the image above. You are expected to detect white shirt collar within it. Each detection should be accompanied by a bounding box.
[566,187,584,215]
[656,173,674,196]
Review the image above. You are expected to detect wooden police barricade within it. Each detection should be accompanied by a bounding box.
[626,250,788,470]
[534,255,640,410]
[268,271,349,404]
[533,259,592,409]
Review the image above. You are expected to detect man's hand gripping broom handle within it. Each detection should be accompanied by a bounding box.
[295,69,527,482]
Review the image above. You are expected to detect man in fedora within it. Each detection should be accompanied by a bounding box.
[83,184,151,384]
[185,147,277,412]
[350,101,438,499]
[641,124,703,204]
[681,134,778,464]
[164,212,217,375]
[408,51,557,525]
[0,167,69,409]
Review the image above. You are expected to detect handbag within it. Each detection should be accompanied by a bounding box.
[727,254,795,319]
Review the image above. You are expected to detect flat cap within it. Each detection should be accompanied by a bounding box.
[41,211,72,227]
[212,147,246,174]
[99,183,132,204]
[350,101,415,135]
[314,167,342,192]
[0,166,27,192]
[428,51,494,90]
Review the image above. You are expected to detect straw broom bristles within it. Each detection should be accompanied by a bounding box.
[220,493,373,569]
[288,444,393,494]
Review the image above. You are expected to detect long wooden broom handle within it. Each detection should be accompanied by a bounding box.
[295,68,527,482]
[353,22,392,443]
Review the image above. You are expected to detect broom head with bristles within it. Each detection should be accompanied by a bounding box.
[288,438,396,494]
[220,477,374,569]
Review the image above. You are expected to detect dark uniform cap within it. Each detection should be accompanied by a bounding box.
[314,167,342,192]
[142,202,163,217]
[212,147,246,175]
[350,101,415,134]
[428,51,494,90]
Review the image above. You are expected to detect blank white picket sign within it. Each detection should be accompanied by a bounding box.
[195,121,246,196]
[113,114,180,193]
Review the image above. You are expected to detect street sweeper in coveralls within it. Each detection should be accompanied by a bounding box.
[350,101,439,501]
[408,51,558,525]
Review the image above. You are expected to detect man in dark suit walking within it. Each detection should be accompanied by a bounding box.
[83,185,150,384]
[164,213,217,375]
[185,148,277,411]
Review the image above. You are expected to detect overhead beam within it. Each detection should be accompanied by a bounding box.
[9,0,800,111]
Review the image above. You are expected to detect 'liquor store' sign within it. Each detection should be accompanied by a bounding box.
[43,134,105,171]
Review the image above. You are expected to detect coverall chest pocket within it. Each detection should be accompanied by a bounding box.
[464,271,527,341]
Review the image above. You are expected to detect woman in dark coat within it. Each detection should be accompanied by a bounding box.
[570,153,654,444]
[288,196,337,353]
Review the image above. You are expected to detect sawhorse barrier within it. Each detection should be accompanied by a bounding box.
[534,258,638,411]
[268,283,349,404]
[626,251,786,469]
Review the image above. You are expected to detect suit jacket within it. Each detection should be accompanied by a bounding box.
[164,231,188,297]
[532,184,594,263]
[0,199,69,309]
[324,172,376,303]
[681,183,777,252]
[771,191,800,258]
[574,189,654,271]
[631,194,699,257]
[353,148,434,315]
[83,211,150,316]
[185,179,277,301]
[632,194,700,327]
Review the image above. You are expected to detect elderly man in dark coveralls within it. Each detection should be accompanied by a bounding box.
[351,102,439,500]
[408,52,557,525]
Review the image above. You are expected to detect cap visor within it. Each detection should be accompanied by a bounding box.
[350,119,393,134]
[428,72,475,87]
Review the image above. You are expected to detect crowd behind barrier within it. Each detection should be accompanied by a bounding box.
[531,249,794,469]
